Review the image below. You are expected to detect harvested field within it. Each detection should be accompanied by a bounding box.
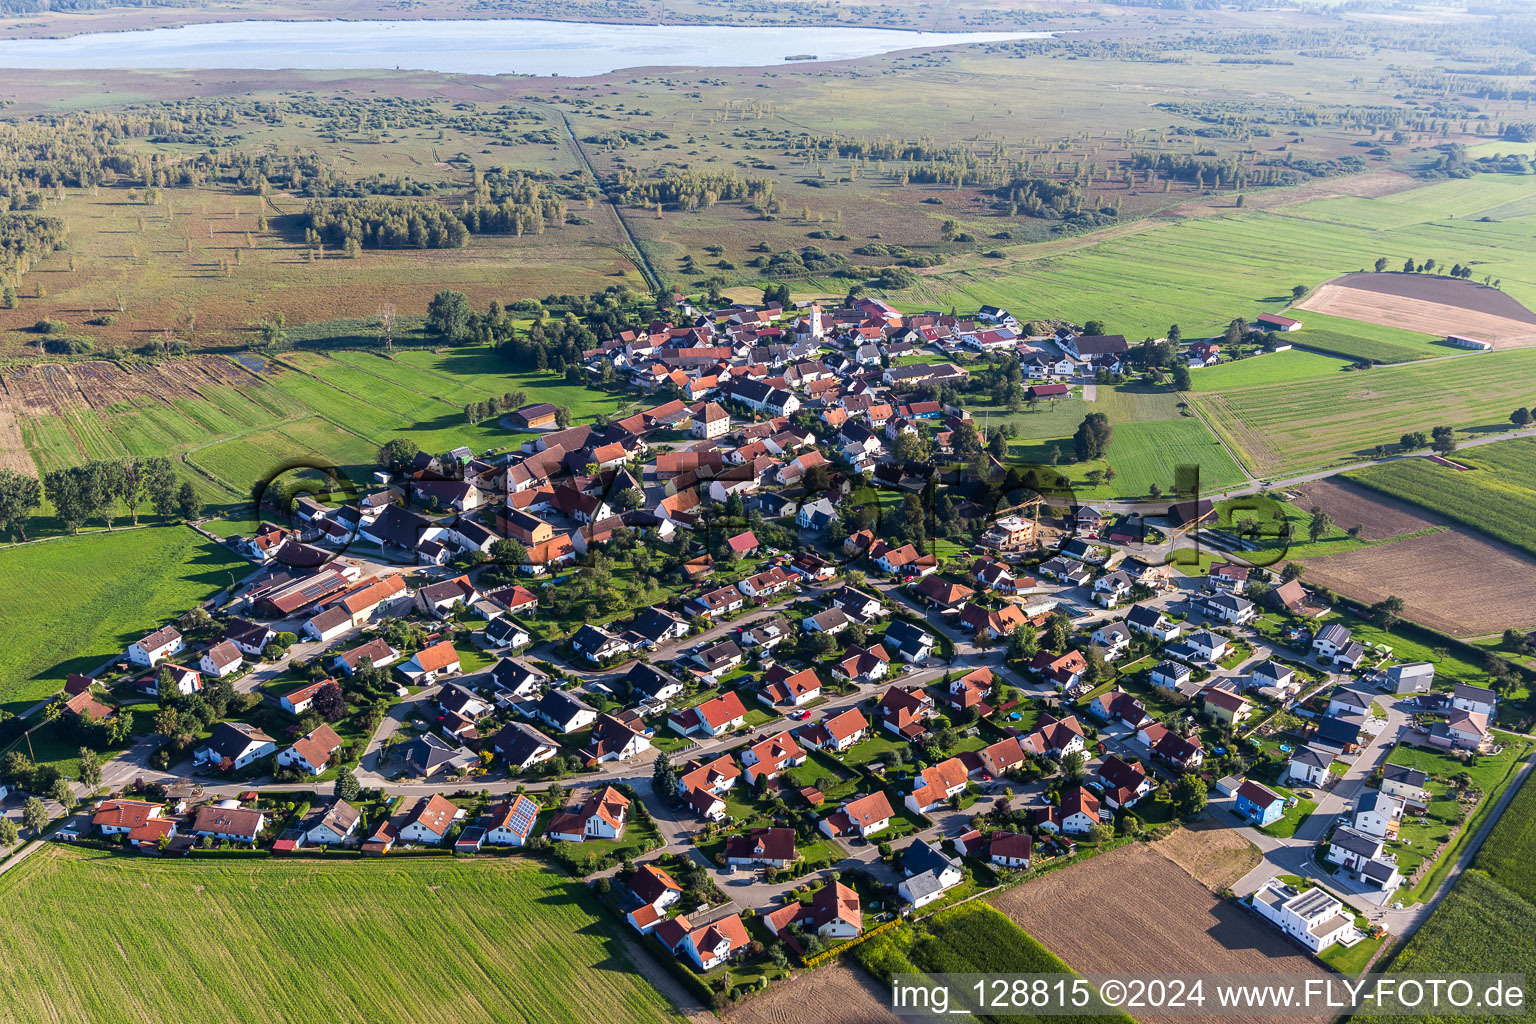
[1153,824,1263,892]
[0,401,33,474]
[1301,529,1536,635]
[725,961,899,1024]
[991,844,1334,1024]
[1291,478,1446,541]
[1297,272,1536,348]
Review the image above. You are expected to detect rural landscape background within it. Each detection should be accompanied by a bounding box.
[1,0,1535,1020]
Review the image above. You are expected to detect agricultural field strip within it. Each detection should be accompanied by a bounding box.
[1184,347,1536,477]
[0,847,684,1024]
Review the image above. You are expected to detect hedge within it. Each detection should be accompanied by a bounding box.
[800,917,902,969]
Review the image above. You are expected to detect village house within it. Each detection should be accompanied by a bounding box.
[1235,781,1286,827]
[198,641,243,679]
[1252,878,1355,953]
[529,689,599,735]
[906,756,969,815]
[548,786,630,842]
[192,804,267,844]
[668,690,748,737]
[399,794,465,846]
[764,881,862,942]
[877,684,934,740]
[741,732,807,784]
[398,641,461,684]
[492,721,561,771]
[1380,764,1430,813]
[581,714,652,765]
[277,724,343,776]
[1097,755,1153,809]
[898,840,964,908]
[1061,785,1101,834]
[663,913,752,972]
[193,722,277,772]
[305,800,361,846]
[799,707,870,753]
[1354,791,1404,840]
[726,826,798,868]
[820,791,894,840]
[92,800,176,847]
[760,666,821,707]
[127,625,184,668]
[1287,745,1335,787]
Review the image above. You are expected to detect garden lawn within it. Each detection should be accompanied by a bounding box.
[0,526,249,713]
[0,845,684,1024]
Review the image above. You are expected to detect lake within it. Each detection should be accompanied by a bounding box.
[0,19,1050,76]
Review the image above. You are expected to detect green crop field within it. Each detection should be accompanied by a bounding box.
[187,416,381,496]
[1277,312,1446,364]
[1347,438,1536,559]
[994,385,1248,498]
[908,178,1536,343]
[1184,349,1354,392]
[1186,348,1536,477]
[1471,773,1536,904]
[0,845,684,1024]
[1357,871,1536,1024]
[0,526,248,712]
[856,903,1131,1024]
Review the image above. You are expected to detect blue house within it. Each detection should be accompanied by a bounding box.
[1235,781,1286,827]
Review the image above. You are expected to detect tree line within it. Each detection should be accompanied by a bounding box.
[0,456,201,541]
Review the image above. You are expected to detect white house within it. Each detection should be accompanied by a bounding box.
[1354,791,1404,840]
[1252,878,1355,952]
[398,794,465,845]
[198,641,243,679]
[905,757,968,815]
[898,840,964,908]
[1286,745,1334,787]
[276,724,343,776]
[127,625,183,668]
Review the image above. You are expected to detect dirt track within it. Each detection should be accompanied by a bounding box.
[1297,273,1536,348]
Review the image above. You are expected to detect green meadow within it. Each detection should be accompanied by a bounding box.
[0,846,684,1024]
[1186,348,1536,478]
[908,177,1536,342]
[0,525,249,712]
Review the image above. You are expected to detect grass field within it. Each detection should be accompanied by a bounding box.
[1185,348,1536,477]
[1184,349,1354,392]
[911,177,1536,343]
[855,902,1131,1024]
[1277,311,1446,364]
[0,526,248,712]
[14,343,630,514]
[997,385,1249,497]
[1346,438,1536,559]
[0,845,684,1024]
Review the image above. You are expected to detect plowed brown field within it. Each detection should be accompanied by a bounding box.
[1292,479,1446,541]
[725,962,902,1024]
[1301,529,1536,635]
[991,844,1334,1024]
[1297,273,1536,348]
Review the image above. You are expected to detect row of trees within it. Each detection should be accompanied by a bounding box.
[41,457,200,536]
[0,456,199,542]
